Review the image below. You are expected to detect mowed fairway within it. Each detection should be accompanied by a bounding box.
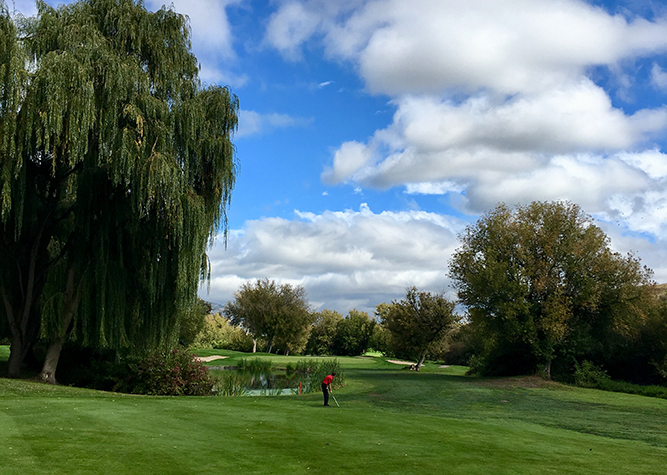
[1,348,666,474]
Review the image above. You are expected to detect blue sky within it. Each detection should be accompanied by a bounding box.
[15,0,667,314]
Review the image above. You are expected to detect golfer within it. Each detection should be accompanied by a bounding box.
[322,372,336,406]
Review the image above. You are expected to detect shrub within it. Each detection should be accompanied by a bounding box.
[114,348,214,396]
[574,360,610,388]
[597,379,667,399]
[191,314,254,352]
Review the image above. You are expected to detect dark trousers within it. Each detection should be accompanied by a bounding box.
[322,383,329,406]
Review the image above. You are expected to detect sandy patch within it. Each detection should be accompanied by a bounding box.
[195,355,229,362]
[386,359,416,365]
[439,365,451,368]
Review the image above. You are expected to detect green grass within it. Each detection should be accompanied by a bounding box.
[1,346,667,474]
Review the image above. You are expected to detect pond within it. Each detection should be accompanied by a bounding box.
[209,369,309,396]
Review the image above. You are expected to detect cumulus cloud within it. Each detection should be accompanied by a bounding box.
[321,141,374,184]
[267,0,667,95]
[281,0,667,247]
[324,87,667,213]
[201,204,465,313]
[264,0,365,60]
[264,1,323,61]
[147,0,241,60]
[237,110,313,138]
[651,63,667,90]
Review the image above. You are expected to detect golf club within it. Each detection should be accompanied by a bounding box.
[331,393,340,407]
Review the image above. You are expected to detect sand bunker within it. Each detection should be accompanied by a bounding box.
[386,359,416,365]
[194,355,229,362]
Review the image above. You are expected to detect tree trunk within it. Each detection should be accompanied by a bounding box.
[252,339,257,353]
[7,336,27,378]
[37,338,64,384]
[543,360,552,380]
[416,351,427,371]
[2,225,49,378]
[37,268,80,385]
[3,287,41,379]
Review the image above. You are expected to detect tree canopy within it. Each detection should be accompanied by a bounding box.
[306,309,343,355]
[449,201,653,377]
[0,0,238,381]
[224,279,313,355]
[382,287,458,370]
[332,309,375,356]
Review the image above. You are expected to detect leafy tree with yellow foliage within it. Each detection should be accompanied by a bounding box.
[449,201,652,377]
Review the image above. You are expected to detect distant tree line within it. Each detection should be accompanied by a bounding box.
[194,278,459,372]
[195,201,667,388]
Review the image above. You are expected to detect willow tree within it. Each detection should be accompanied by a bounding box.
[0,0,238,382]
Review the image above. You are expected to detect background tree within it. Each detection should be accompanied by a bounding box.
[382,287,458,370]
[191,313,254,352]
[0,0,238,381]
[178,299,211,347]
[306,309,343,355]
[370,303,393,355]
[224,279,313,354]
[332,309,375,356]
[449,201,653,378]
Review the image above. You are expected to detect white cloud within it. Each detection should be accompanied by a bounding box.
[389,84,666,155]
[322,141,374,184]
[147,0,241,60]
[198,64,249,89]
[294,0,667,249]
[12,1,38,16]
[268,0,667,95]
[323,86,667,202]
[201,199,667,313]
[236,110,313,138]
[201,204,465,313]
[268,1,667,218]
[651,63,667,90]
[265,1,322,61]
[264,0,365,60]
[404,181,463,196]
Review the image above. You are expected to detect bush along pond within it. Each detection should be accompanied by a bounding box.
[210,358,343,396]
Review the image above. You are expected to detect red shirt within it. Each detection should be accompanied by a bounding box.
[322,375,333,385]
